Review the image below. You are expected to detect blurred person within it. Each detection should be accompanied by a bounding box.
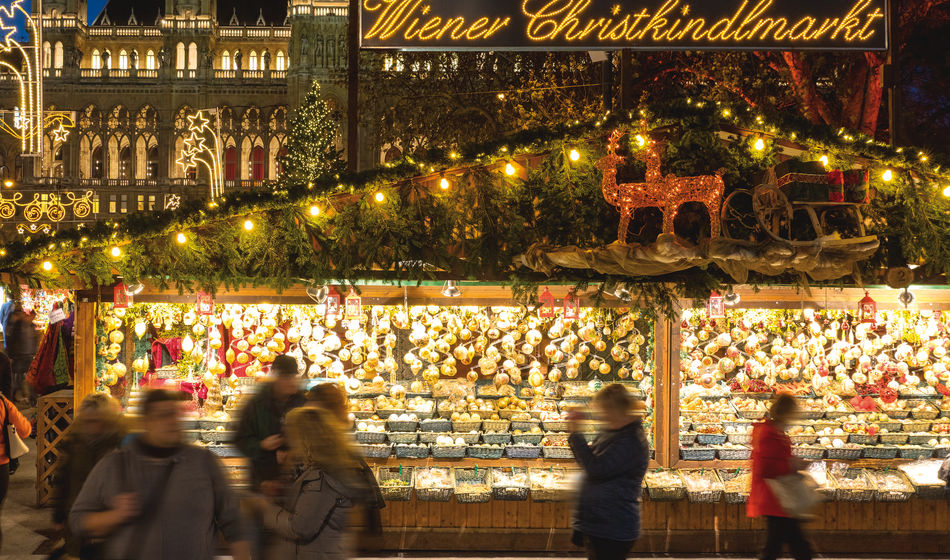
[749,393,813,560]
[0,387,32,548]
[0,351,11,399]
[247,406,370,560]
[5,303,37,404]
[566,383,649,560]
[69,389,251,560]
[235,354,306,489]
[51,393,123,559]
[0,292,13,349]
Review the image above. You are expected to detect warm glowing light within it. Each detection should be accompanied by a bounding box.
[505,163,516,176]
[2,180,12,188]
[243,219,254,231]
[375,192,385,203]
[178,110,224,198]
[42,260,52,271]
[882,169,893,182]
[943,185,950,198]
[176,232,187,244]
[439,177,450,190]
[721,109,731,117]
[569,149,580,162]
[753,138,765,151]
[309,205,321,216]
[0,249,5,256]
[818,155,829,167]
[110,246,122,258]
[449,151,459,159]
[634,135,646,147]
[496,93,505,100]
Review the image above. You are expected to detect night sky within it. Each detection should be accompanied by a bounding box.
[7,0,107,38]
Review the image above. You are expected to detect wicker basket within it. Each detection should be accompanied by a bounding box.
[935,446,950,459]
[352,410,377,420]
[825,446,863,461]
[513,433,544,445]
[877,420,903,432]
[201,430,235,443]
[468,445,505,459]
[431,444,468,459]
[813,420,841,432]
[542,446,574,459]
[878,432,909,444]
[862,445,899,459]
[453,420,482,432]
[696,433,728,445]
[377,466,414,501]
[716,446,751,461]
[680,432,697,445]
[358,444,393,459]
[394,444,429,459]
[898,446,934,460]
[355,431,388,444]
[415,468,455,502]
[418,431,440,444]
[718,469,750,504]
[736,409,767,420]
[848,433,879,445]
[907,433,935,445]
[830,469,875,502]
[682,470,724,503]
[506,444,542,459]
[376,408,407,419]
[482,419,511,432]
[543,432,570,445]
[183,430,202,443]
[727,432,753,445]
[387,432,419,444]
[491,467,530,500]
[798,409,825,420]
[908,401,940,420]
[869,470,914,502]
[511,420,542,432]
[824,408,852,420]
[645,471,686,501]
[482,432,512,445]
[499,409,531,420]
[388,419,419,432]
[420,419,452,432]
[789,434,819,445]
[529,468,576,502]
[940,407,950,419]
[902,420,932,432]
[680,446,716,461]
[792,446,825,460]
[542,420,570,432]
[454,467,492,503]
[881,408,910,419]
[451,432,480,444]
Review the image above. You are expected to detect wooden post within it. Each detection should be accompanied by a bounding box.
[72,300,97,410]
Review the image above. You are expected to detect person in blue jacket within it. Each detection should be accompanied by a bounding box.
[567,383,650,560]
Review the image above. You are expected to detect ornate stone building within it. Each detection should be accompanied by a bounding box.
[0,0,361,236]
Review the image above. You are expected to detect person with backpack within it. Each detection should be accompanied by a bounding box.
[0,390,32,548]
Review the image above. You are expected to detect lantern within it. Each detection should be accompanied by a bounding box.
[196,291,214,315]
[858,291,876,323]
[114,283,130,309]
[707,290,724,319]
[538,288,555,318]
[563,289,580,320]
[324,286,341,317]
[344,288,362,319]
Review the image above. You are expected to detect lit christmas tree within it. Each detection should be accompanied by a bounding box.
[278,81,344,189]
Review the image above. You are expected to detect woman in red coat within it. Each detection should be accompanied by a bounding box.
[748,394,812,560]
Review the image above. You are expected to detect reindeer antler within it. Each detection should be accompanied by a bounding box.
[606,128,627,155]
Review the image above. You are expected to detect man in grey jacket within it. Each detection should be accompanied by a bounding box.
[70,389,251,560]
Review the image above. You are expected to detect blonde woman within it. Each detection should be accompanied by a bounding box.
[250,406,366,560]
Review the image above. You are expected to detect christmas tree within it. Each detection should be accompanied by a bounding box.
[278,81,344,189]
[204,378,223,415]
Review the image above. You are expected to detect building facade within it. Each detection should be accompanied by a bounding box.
[0,0,369,237]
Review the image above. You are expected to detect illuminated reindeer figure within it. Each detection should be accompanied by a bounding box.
[596,128,725,243]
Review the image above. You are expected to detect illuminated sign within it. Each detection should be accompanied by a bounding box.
[360,0,887,51]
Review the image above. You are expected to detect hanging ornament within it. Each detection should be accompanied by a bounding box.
[324,286,341,317]
[858,291,876,323]
[344,288,362,320]
[114,283,131,309]
[563,289,580,320]
[707,290,725,319]
[538,288,555,318]
[196,291,214,315]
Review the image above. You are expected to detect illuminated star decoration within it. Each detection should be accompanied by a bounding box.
[186,111,210,131]
[681,5,690,16]
[50,123,70,143]
[0,0,24,46]
[164,194,181,210]
[176,145,199,172]
[611,4,621,16]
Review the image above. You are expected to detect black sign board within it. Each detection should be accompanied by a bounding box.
[360,0,887,51]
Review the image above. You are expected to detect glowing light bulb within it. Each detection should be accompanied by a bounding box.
[505,163,515,176]
[569,149,580,162]
[819,155,829,167]
[634,134,646,147]
[42,260,52,271]
[721,109,731,117]
[110,246,122,258]
[943,185,950,198]
[375,192,385,203]
[309,205,320,216]
[497,93,505,100]
[439,177,450,190]
[176,232,187,244]
[882,169,893,182]
[243,219,254,231]
[753,138,765,151]
[2,179,13,188]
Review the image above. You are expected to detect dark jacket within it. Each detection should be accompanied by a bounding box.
[569,420,649,542]
[235,382,305,486]
[53,430,122,555]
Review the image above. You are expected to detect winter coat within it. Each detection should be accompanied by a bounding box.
[1,394,32,464]
[569,420,649,542]
[748,419,793,518]
[235,382,306,487]
[262,466,356,560]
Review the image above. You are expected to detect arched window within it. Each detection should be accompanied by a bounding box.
[43,42,51,68]
[119,49,129,70]
[188,42,198,70]
[276,146,287,176]
[147,146,159,179]
[146,50,156,70]
[119,146,132,179]
[224,147,237,181]
[221,50,231,70]
[54,42,64,68]
[176,42,186,69]
[251,146,265,181]
[92,49,101,69]
[249,51,259,71]
[275,51,286,71]
[91,146,104,178]
[52,145,64,177]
